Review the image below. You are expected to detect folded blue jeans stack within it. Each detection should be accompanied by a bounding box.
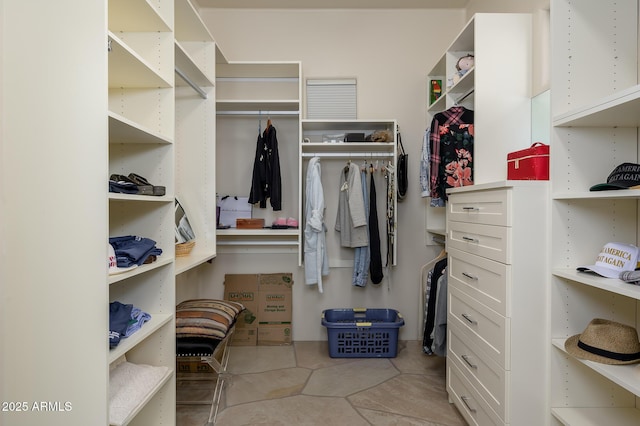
[109,235,162,268]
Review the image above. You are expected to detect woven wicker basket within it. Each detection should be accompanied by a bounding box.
[176,240,195,257]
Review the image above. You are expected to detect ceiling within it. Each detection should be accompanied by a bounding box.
[194,0,469,9]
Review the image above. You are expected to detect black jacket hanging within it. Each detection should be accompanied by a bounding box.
[369,173,383,284]
[249,124,282,210]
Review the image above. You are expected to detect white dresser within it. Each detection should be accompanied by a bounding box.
[445,181,549,426]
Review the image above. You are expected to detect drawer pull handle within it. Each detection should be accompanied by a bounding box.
[461,355,478,369]
[460,396,477,413]
[461,313,477,325]
[462,236,478,243]
[462,272,478,280]
[462,206,478,211]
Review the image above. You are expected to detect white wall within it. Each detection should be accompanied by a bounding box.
[194,8,466,341]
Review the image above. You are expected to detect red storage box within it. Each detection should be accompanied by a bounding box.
[507,142,549,180]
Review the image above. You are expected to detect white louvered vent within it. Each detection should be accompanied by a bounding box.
[306,78,357,119]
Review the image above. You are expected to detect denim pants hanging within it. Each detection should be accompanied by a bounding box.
[352,170,370,287]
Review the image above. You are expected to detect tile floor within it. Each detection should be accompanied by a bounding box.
[176,340,467,425]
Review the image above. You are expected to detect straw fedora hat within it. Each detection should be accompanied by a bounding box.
[565,318,640,365]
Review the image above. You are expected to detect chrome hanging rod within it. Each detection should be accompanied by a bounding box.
[301,152,394,158]
[175,67,207,99]
[216,110,300,116]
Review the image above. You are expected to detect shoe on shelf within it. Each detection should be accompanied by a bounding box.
[286,217,299,228]
[109,174,152,195]
[272,217,288,229]
[127,173,165,196]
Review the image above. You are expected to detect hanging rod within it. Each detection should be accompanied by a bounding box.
[216,110,300,116]
[175,67,207,99]
[301,152,394,158]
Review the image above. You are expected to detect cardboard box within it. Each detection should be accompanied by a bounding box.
[258,273,293,325]
[176,357,215,374]
[258,324,292,346]
[224,273,293,346]
[230,327,258,346]
[224,274,259,346]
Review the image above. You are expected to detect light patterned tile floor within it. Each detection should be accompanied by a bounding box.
[176,340,467,426]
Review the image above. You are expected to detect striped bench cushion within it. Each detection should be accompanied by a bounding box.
[176,299,245,341]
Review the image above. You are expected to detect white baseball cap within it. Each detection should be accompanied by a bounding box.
[108,243,137,275]
[577,242,640,278]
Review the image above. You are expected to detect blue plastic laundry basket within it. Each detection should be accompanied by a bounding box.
[321,308,404,358]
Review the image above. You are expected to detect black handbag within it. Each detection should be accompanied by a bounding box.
[397,131,408,201]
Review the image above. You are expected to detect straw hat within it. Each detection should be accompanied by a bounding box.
[565,318,640,365]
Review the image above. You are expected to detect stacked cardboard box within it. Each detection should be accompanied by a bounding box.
[224,273,293,346]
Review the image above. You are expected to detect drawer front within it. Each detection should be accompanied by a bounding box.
[447,221,511,264]
[448,247,510,317]
[448,285,509,369]
[447,189,510,226]
[449,323,507,421]
[447,360,504,426]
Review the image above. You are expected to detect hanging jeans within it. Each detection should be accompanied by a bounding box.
[352,170,370,287]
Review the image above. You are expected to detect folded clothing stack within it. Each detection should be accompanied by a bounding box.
[109,301,152,348]
[109,235,162,268]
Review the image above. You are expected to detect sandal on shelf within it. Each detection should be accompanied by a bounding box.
[109,175,138,194]
[109,174,153,195]
[128,173,165,196]
[286,217,299,228]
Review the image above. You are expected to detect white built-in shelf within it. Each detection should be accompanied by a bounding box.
[217,228,299,237]
[553,189,640,200]
[174,0,213,42]
[175,42,214,88]
[216,99,300,113]
[553,84,640,127]
[108,0,171,32]
[108,313,173,364]
[109,112,174,145]
[447,67,475,96]
[108,193,174,203]
[301,142,395,155]
[175,251,216,275]
[552,338,640,396]
[552,268,640,300]
[111,366,174,426]
[216,229,300,246]
[108,257,174,285]
[552,407,640,426]
[108,32,172,89]
[427,68,474,113]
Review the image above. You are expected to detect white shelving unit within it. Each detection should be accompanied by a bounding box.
[215,61,302,252]
[108,0,176,424]
[299,119,398,268]
[550,0,640,424]
[174,0,219,275]
[424,13,532,246]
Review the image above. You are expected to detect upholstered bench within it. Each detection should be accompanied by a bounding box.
[176,299,244,425]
